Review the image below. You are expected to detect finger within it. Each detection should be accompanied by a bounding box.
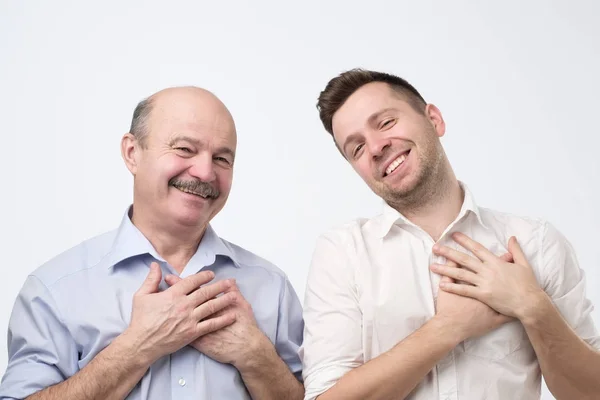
[136,262,162,295]
[193,290,238,321]
[223,279,238,294]
[439,280,480,299]
[164,274,181,287]
[188,279,235,307]
[196,311,237,337]
[451,232,496,263]
[500,252,514,263]
[445,259,479,274]
[431,264,480,286]
[508,236,529,266]
[433,245,482,272]
[222,282,253,313]
[438,261,458,284]
[167,270,215,296]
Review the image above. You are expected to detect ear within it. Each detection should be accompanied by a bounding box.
[121,133,140,175]
[425,104,446,138]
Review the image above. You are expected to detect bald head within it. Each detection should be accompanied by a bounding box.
[129,86,235,148]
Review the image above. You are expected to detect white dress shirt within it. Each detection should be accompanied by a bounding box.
[300,183,600,400]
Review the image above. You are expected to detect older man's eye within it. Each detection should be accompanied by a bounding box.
[176,147,192,153]
[214,156,231,165]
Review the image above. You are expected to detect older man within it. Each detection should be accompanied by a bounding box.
[0,87,304,400]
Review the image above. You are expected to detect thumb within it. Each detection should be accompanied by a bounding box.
[500,252,514,263]
[137,262,162,295]
[508,236,528,266]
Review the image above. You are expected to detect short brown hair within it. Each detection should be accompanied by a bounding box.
[317,68,427,136]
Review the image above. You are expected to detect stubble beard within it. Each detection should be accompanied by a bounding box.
[381,139,450,217]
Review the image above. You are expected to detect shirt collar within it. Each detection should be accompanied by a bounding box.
[194,222,241,269]
[376,181,487,238]
[107,205,240,269]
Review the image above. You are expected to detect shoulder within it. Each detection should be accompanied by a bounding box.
[219,237,292,286]
[478,207,576,277]
[30,229,118,289]
[479,206,548,234]
[477,206,556,252]
[315,217,374,249]
[479,206,569,245]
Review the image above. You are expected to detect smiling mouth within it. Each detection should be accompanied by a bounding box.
[169,178,220,199]
[173,186,213,199]
[383,150,410,177]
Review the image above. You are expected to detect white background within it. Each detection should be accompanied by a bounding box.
[1,1,598,398]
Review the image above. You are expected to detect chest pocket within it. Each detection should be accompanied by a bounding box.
[462,319,527,360]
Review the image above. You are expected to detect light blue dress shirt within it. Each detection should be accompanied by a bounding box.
[0,207,304,399]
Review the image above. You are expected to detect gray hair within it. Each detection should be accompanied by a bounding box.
[129,97,154,148]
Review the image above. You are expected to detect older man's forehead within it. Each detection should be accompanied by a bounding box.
[149,86,233,119]
[145,91,236,140]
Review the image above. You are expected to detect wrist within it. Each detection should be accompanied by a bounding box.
[114,329,157,369]
[516,289,552,326]
[234,332,276,375]
[429,315,465,349]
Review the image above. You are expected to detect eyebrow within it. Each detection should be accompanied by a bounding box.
[367,107,397,126]
[168,135,236,159]
[168,135,201,148]
[341,107,398,156]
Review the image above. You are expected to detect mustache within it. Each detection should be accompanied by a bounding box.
[169,178,220,199]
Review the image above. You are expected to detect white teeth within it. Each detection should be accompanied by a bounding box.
[178,187,206,198]
[385,154,407,176]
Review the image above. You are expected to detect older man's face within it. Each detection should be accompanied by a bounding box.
[131,88,237,229]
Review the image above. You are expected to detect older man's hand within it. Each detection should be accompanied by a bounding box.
[123,263,238,365]
[164,275,271,372]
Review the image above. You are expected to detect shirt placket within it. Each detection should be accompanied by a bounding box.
[429,237,458,400]
[170,351,195,400]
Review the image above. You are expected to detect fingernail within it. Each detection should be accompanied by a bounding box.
[440,282,448,288]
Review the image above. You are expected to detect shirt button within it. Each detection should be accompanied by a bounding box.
[178,378,186,386]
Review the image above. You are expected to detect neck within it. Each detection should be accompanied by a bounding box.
[130,203,207,274]
[388,162,463,241]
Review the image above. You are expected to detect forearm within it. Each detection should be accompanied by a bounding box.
[520,291,600,400]
[317,317,458,400]
[27,334,152,400]
[237,336,303,400]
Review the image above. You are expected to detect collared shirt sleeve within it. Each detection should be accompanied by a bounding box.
[274,274,305,381]
[540,222,600,349]
[0,275,79,399]
[300,233,363,400]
